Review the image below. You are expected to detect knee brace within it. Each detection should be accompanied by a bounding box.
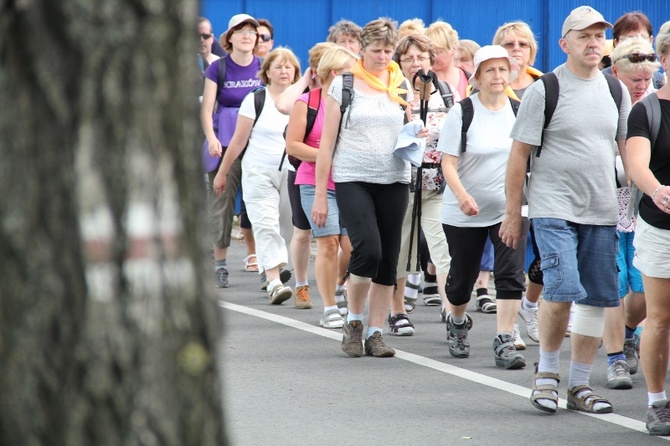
[571,304,605,338]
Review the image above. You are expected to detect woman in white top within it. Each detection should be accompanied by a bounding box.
[314,18,426,358]
[214,48,301,304]
[438,45,528,369]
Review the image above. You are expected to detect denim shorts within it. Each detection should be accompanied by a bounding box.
[531,218,619,307]
[299,185,347,238]
[617,230,644,297]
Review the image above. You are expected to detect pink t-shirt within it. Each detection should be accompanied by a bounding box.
[293,91,335,190]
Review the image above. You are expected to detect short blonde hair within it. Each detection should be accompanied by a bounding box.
[316,46,359,83]
[398,18,426,40]
[657,20,670,56]
[425,20,459,51]
[493,21,538,65]
[308,42,337,70]
[360,17,399,50]
[259,47,301,85]
[612,36,661,73]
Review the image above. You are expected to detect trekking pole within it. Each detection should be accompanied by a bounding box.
[405,69,434,271]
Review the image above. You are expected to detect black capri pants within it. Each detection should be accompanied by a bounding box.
[335,181,409,286]
[442,219,529,306]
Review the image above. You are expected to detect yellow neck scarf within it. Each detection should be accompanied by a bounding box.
[349,59,408,106]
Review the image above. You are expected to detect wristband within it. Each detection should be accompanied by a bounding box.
[652,185,665,200]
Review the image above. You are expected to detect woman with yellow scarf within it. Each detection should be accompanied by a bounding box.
[314,18,427,358]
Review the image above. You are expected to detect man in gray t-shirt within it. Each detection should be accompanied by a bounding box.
[499,6,630,416]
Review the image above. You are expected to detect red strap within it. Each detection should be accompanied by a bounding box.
[307,88,322,110]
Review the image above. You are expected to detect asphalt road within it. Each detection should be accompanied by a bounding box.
[217,235,669,446]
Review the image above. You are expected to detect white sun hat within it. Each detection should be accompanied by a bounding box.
[469,45,520,89]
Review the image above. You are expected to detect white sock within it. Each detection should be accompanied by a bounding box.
[649,391,668,406]
[366,326,383,339]
[534,349,560,411]
[324,305,338,313]
[296,280,308,287]
[522,296,538,310]
[569,361,611,412]
[407,273,421,286]
[268,279,282,292]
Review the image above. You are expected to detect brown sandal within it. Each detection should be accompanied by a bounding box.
[530,364,560,414]
[567,385,613,414]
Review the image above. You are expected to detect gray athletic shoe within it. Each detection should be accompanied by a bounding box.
[446,313,473,358]
[341,320,364,357]
[607,359,633,389]
[647,399,670,436]
[623,336,639,375]
[268,284,292,305]
[215,267,229,288]
[493,333,526,369]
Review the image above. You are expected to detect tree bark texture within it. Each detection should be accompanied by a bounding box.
[0,1,226,444]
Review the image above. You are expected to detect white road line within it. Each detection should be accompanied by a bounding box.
[219,300,665,438]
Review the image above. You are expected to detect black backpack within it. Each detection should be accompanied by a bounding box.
[459,96,521,152]
[279,88,322,170]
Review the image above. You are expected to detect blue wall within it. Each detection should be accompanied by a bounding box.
[202,1,669,73]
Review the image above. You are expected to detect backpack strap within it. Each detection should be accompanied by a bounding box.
[434,79,455,110]
[643,92,662,150]
[604,72,623,138]
[339,72,355,133]
[509,97,521,117]
[459,97,474,153]
[305,88,322,137]
[252,87,265,126]
[215,55,228,106]
[536,72,559,157]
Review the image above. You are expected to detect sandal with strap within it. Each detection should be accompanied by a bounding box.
[243,254,259,272]
[530,364,560,414]
[404,295,417,313]
[567,385,613,414]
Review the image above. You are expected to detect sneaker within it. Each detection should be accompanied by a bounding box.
[215,267,229,288]
[493,333,526,369]
[446,313,473,358]
[518,305,539,343]
[364,332,396,357]
[268,284,292,305]
[476,294,497,313]
[335,287,348,316]
[320,309,344,329]
[260,269,292,291]
[607,359,633,389]
[647,399,670,436]
[512,324,526,350]
[341,320,364,357]
[422,285,441,306]
[388,313,415,336]
[624,336,639,375]
[294,285,312,309]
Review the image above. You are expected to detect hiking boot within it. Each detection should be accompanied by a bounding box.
[388,313,415,336]
[624,336,639,375]
[518,305,539,343]
[268,284,292,305]
[294,285,312,309]
[512,324,526,350]
[607,359,633,389]
[320,309,344,329]
[341,320,364,357]
[446,313,473,358]
[215,267,229,288]
[493,333,526,369]
[647,399,670,436]
[364,332,396,357]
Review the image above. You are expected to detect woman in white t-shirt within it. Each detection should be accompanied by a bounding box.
[438,45,528,369]
[214,48,301,305]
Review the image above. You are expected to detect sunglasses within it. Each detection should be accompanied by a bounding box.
[620,53,656,63]
[199,33,212,40]
[259,33,273,43]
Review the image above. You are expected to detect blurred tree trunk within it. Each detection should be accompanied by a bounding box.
[0,1,226,445]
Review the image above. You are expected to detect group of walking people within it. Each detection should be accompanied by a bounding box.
[199,6,670,435]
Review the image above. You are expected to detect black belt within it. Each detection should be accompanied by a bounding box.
[421,163,440,168]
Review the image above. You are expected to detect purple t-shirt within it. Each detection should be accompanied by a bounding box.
[202,55,263,172]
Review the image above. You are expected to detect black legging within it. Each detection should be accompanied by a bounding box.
[335,181,409,286]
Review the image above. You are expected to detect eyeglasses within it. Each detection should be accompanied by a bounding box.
[501,41,530,50]
[619,53,656,63]
[233,29,257,36]
[259,33,273,43]
[199,33,212,40]
[399,55,430,64]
